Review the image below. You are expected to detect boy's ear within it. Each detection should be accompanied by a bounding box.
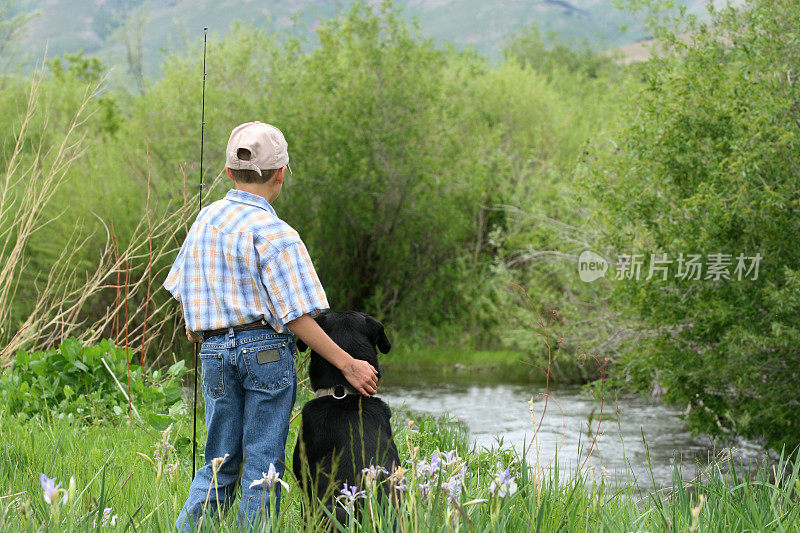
[296,339,308,353]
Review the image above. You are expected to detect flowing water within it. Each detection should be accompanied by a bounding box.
[380,381,765,488]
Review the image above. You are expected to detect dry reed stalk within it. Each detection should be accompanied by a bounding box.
[0,69,101,361]
[512,282,611,484]
[1,186,198,363]
[124,250,132,423]
[574,353,609,476]
[0,70,222,365]
[511,283,554,433]
[511,282,556,492]
[140,136,154,365]
[109,218,121,339]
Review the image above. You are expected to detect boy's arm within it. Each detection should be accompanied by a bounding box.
[286,313,378,396]
[257,240,376,393]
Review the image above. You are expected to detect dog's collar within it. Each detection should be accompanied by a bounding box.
[314,384,359,400]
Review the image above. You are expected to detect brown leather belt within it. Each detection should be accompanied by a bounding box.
[202,319,271,340]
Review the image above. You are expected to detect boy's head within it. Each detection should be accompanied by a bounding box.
[225,121,290,184]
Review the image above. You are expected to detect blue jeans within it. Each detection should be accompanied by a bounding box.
[176,326,297,531]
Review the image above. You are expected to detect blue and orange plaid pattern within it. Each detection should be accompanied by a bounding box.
[164,189,329,333]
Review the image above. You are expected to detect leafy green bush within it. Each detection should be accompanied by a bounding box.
[589,0,800,449]
[0,338,186,425]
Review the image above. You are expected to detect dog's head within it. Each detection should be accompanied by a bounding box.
[296,310,391,391]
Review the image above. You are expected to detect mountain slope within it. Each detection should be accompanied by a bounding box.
[13,0,709,75]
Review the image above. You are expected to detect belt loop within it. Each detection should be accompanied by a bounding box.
[227,327,235,339]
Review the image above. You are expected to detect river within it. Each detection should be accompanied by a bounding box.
[380,381,764,489]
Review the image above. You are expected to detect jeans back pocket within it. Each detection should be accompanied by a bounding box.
[240,339,291,391]
[199,351,225,399]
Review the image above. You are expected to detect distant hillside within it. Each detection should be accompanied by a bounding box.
[13,0,711,77]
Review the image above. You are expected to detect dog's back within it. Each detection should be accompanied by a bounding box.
[291,311,399,520]
[294,395,399,497]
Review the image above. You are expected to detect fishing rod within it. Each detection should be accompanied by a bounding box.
[192,26,208,481]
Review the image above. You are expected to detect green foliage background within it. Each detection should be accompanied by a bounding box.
[4,2,625,344]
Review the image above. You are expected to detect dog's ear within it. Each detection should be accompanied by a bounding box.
[296,339,308,353]
[364,314,391,354]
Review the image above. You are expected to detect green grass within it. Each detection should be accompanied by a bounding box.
[1,396,799,531]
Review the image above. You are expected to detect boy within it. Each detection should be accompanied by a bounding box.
[164,121,378,530]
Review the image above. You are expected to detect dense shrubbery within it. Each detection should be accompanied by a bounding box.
[1,1,626,354]
[0,338,186,425]
[589,0,800,449]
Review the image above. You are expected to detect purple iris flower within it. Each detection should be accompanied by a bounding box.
[440,450,460,467]
[417,452,442,478]
[489,468,518,498]
[249,463,289,491]
[430,453,441,473]
[40,473,65,505]
[442,478,463,502]
[361,465,389,480]
[337,482,367,512]
[417,481,431,500]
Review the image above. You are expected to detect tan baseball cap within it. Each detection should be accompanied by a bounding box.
[225,121,289,176]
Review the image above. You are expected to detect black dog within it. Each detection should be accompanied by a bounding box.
[292,311,400,524]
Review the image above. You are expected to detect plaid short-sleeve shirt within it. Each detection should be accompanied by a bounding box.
[163,189,329,333]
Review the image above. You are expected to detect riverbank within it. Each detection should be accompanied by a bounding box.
[1,407,797,531]
[382,345,593,385]
[382,346,537,384]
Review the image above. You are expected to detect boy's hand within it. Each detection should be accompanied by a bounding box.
[185,326,202,344]
[342,359,379,396]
